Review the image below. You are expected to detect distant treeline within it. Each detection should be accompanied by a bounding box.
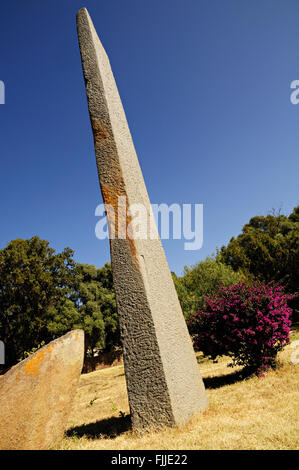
[0,205,298,370]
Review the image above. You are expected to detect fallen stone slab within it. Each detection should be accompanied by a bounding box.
[0,329,84,450]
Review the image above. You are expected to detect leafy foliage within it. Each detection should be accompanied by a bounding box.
[193,282,293,374]
[173,257,243,332]
[1,202,298,375]
[0,237,119,368]
[0,237,76,365]
[217,206,299,305]
[69,263,119,358]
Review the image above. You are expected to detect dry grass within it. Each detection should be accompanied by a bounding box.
[60,336,299,450]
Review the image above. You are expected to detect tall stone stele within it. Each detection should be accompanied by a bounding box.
[76,8,208,430]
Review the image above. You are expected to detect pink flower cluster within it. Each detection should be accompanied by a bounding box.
[193,282,294,374]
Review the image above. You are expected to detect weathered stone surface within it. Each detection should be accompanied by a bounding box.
[76,8,208,430]
[0,330,84,450]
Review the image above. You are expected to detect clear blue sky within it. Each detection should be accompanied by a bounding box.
[0,0,298,275]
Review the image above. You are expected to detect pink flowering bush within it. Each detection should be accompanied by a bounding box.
[193,282,293,374]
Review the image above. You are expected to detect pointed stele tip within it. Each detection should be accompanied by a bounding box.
[77,7,88,16]
[76,8,98,41]
[76,7,93,28]
[76,7,89,20]
[76,8,95,48]
[76,7,109,63]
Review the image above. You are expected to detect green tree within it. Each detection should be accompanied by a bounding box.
[173,257,243,332]
[217,206,299,306]
[69,263,119,359]
[0,237,76,366]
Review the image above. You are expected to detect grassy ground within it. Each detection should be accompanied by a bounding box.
[60,331,299,450]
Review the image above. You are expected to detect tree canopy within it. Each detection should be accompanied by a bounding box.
[217,206,299,296]
[1,206,297,369]
[68,263,119,357]
[172,257,243,333]
[0,236,76,365]
[0,237,119,368]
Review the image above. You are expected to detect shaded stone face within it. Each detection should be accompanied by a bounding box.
[0,330,84,450]
[76,8,208,430]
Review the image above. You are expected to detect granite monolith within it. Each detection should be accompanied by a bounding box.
[0,330,84,449]
[76,8,208,430]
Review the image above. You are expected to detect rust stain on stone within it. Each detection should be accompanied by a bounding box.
[90,118,139,267]
[101,184,138,265]
[23,346,52,376]
[91,118,109,143]
[24,350,46,377]
[0,330,84,449]
[101,185,122,234]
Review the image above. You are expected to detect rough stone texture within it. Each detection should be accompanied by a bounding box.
[0,330,84,450]
[76,8,208,430]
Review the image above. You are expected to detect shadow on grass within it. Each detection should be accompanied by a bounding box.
[203,368,253,389]
[66,414,132,440]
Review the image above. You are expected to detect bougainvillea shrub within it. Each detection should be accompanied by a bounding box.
[193,282,293,374]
